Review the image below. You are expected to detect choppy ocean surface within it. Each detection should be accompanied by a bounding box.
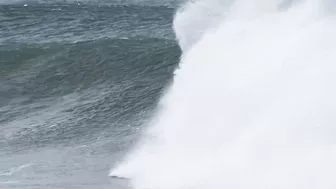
[2,0,336,189]
[0,1,180,188]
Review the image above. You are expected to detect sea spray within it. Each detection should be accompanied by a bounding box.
[111,0,336,188]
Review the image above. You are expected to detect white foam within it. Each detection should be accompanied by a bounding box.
[111,0,336,188]
[0,163,32,176]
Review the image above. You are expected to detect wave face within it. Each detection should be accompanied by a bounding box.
[111,0,336,188]
[0,3,180,188]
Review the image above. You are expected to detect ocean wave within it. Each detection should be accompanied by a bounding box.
[0,3,175,45]
[0,0,180,7]
[1,38,180,152]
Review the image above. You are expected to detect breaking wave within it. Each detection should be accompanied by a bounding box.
[111,0,336,188]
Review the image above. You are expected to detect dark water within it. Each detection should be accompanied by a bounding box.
[0,2,181,188]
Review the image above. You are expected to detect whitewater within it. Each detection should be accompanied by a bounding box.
[110,0,336,188]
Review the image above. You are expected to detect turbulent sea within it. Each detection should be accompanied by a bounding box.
[0,1,180,188]
[1,0,336,189]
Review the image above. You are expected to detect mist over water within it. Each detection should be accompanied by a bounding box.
[111,0,336,188]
